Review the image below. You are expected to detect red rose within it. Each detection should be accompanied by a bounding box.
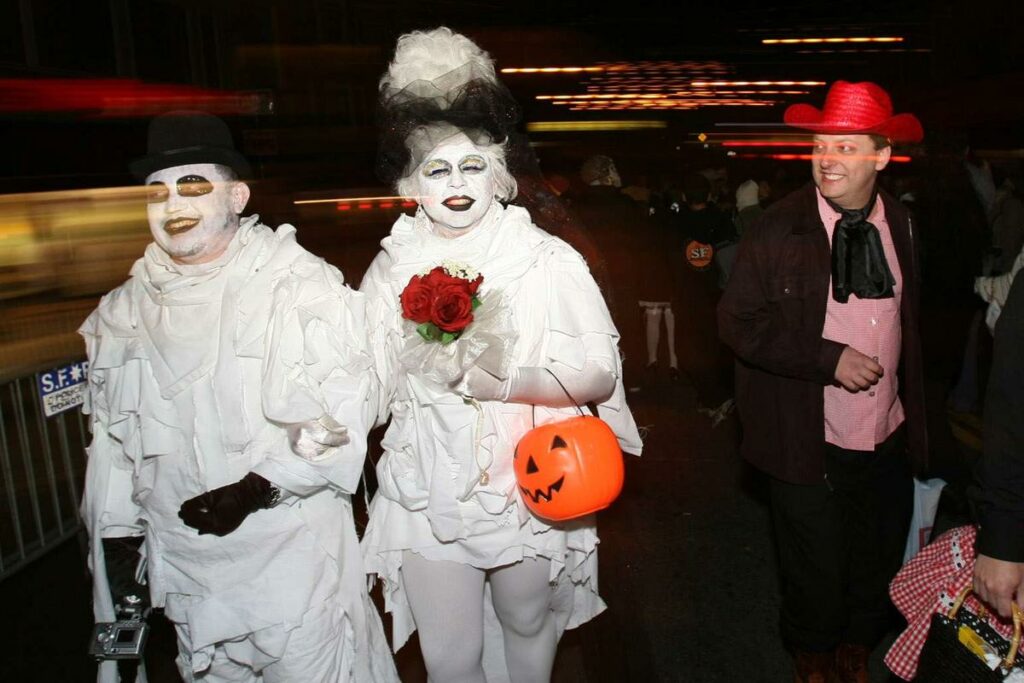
[431,284,475,332]
[400,276,433,323]
[467,274,483,295]
[421,267,450,289]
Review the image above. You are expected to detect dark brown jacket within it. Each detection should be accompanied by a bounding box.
[717,183,927,484]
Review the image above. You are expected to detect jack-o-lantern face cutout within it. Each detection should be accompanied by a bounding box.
[513,416,624,522]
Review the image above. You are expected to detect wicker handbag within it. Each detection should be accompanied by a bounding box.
[915,586,1023,682]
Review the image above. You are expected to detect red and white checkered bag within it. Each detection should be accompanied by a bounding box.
[886,525,1017,680]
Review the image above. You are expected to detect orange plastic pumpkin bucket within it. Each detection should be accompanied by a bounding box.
[513,414,624,522]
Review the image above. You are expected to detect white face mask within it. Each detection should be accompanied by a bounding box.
[413,133,496,234]
[145,163,247,264]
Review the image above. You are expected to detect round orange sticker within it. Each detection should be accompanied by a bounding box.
[685,240,714,270]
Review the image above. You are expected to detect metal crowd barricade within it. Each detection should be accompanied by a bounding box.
[0,358,90,582]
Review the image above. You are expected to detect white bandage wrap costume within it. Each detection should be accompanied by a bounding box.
[81,216,397,682]
[360,203,642,677]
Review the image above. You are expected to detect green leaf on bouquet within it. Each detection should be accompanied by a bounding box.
[471,296,482,310]
[417,322,440,342]
[440,331,457,344]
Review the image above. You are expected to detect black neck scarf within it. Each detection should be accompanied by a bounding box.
[827,189,895,303]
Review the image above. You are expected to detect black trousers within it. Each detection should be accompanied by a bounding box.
[769,427,914,652]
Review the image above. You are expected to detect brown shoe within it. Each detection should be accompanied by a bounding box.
[835,643,869,683]
[793,649,837,683]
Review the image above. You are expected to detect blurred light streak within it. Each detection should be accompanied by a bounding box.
[691,80,825,87]
[699,90,810,95]
[294,195,409,205]
[722,140,814,147]
[0,79,264,117]
[795,48,932,54]
[556,98,776,110]
[537,93,668,100]
[762,37,904,45]
[0,185,150,299]
[501,67,604,74]
[527,120,668,132]
[734,153,912,162]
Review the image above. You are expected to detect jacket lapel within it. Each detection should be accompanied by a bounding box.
[791,183,826,235]
[881,187,914,298]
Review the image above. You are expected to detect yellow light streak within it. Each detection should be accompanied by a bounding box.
[526,120,668,132]
[762,36,904,45]
[690,80,825,87]
[500,66,605,74]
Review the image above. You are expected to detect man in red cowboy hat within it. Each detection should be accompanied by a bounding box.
[718,81,927,683]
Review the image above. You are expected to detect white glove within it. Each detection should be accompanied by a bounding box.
[286,414,350,462]
[454,362,616,407]
[453,366,511,402]
[505,364,616,407]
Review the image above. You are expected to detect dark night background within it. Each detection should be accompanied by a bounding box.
[1,1,1022,681]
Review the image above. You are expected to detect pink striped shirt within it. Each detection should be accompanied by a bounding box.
[818,189,905,450]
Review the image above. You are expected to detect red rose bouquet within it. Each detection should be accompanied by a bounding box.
[401,261,484,345]
[397,260,516,386]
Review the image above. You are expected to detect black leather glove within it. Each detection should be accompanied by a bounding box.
[177,472,278,537]
[101,536,150,615]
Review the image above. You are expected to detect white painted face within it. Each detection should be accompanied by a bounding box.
[811,134,891,210]
[413,133,496,233]
[145,163,250,265]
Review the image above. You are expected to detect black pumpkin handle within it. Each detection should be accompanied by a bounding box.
[530,368,599,428]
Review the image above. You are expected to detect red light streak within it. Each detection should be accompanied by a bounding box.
[337,203,351,211]
[0,78,261,116]
[378,202,395,209]
[735,153,912,163]
[357,203,373,210]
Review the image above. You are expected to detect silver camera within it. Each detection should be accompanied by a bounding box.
[89,619,149,660]
[89,596,149,660]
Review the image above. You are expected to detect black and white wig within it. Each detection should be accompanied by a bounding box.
[376,27,520,202]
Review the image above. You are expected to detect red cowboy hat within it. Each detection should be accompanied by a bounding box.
[784,81,923,143]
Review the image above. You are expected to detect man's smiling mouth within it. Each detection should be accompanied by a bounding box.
[442,196,475,212]
[164,217,200,235]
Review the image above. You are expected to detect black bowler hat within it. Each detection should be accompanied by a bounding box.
[130,111,252,179]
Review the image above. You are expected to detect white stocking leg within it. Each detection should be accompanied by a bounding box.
[401,551,487,683]
[489,557,557,683]
[643,306,663,366]
[663,306,678,368]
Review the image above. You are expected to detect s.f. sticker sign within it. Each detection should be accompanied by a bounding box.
[685,240,714,270]
[38,361,89,417]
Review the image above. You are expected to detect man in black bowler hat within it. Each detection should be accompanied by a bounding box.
[80,111,397,682]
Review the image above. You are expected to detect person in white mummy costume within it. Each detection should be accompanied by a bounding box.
[80,111,398,683]
[361,28,643,682]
